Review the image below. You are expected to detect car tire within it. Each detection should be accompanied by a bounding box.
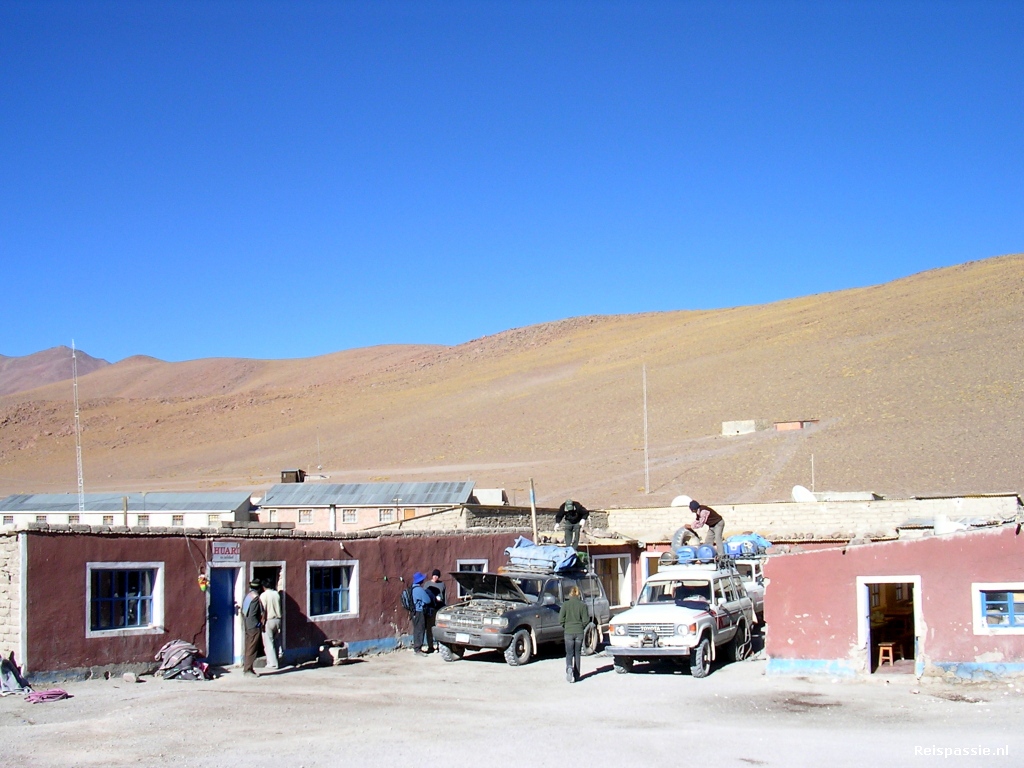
[690,637,711,678]
[613,656,634,674]
[730,620,751,662]
[504,629,533,666]
[582,623,600,656]
[438,643,464,662]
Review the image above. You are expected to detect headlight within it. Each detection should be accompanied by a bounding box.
[676,623,696,636]
[612,624,626,636]
[484,616,509,629]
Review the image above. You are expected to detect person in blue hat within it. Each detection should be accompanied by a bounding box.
[410,572,433,655]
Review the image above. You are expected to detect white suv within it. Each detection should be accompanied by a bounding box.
[606,560,756,678]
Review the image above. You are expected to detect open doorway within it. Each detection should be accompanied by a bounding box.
[865,580,917,673]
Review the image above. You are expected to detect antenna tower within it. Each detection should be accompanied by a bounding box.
[72,341,85,513]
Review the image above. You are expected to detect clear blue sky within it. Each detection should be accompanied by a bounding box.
[2,1,1022,362]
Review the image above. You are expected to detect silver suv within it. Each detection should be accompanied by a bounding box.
[433,570,611,666]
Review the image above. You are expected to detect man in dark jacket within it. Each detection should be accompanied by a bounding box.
[687,499,725,552]
[241,579,264,677]
[555,499,589,549]
[559,585,590,683]
[423,569,446,654]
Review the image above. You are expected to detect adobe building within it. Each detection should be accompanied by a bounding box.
[0,522,521,680]
[763,522,1024,680]
[0,491,253,529]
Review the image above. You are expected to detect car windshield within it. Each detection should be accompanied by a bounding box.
[639,579,712,605]
[510,577,545,602]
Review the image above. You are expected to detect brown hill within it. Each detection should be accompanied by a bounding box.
[1,255,1022,507]
[0,346,109,397]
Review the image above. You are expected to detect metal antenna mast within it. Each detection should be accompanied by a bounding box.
[643,363,650,494]
[72,340,85,513]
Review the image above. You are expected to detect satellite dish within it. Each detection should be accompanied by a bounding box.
[792,485,816,503]
[671,495,693,508]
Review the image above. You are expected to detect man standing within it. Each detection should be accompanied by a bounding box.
[241,579,264,677]
[686,499,725,552]
[555,499,589,549]
[423,569,446,654]
[410,572,432,656]
[558,585,590,683]
[260,579,282,670]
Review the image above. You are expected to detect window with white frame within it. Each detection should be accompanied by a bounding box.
[137,514,150,527]
[298,509,313,524]
[208,514,220,526]
[102,515,114,525]
[172,514,184,526]
[973,583,1024,634]
[456,559,488,597]
[342,508,358,524]
[378,508,395,523]
[2,515,13,525]
[307,560,358,618]
[35,515,47,523]
[68,514,80,525]
[86,562,164,637]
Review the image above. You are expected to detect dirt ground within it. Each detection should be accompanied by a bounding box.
[1,647,1021,768]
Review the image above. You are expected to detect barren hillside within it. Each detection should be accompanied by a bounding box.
[2,255,1022,507]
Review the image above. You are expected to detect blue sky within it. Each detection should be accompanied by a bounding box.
[2,1,1022,362]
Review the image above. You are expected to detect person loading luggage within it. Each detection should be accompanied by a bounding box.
[685,499,724,552]
[555,499,589,549]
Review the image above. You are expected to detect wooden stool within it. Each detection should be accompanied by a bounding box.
[877,641,901,667]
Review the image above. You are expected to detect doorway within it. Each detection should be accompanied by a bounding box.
[208,567,239,666]
[593,555,631,607]
[861,578,918,673]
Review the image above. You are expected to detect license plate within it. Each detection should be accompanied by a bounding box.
[456,633,470,644]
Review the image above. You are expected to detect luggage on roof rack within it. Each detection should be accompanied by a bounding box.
[504,536,580,573]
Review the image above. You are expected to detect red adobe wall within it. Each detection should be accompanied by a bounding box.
[24,530,517,674]
[764,525,1024,674]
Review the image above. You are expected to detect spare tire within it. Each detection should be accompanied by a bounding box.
[672,526,699,549]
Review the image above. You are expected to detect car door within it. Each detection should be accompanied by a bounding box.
[580,575,610,628]
[711,577,739,643]
[535,578,563,643]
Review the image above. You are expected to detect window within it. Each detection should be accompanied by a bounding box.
[86,562,164,637]
[208,514,220,526]
[580,576,602,599]
[456,559,487,597]
[268,509,277,522]
[137,515,150,527]
[973,583,1024,635]
[172,514,184,527]
[102,515,114,525]
[35,515,47,523]
[2,515,13,525]
[68,514,80,525]
[378,508,395,523]
[298,509,313,524]
[307,561,358,618]
[342,508,358,524]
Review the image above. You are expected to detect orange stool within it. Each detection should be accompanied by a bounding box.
[877,641,901,667]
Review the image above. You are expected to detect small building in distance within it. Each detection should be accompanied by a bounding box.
[258,481,477,531]
[0,492,254,530]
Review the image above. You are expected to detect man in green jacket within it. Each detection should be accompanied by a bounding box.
[559,586,591,683]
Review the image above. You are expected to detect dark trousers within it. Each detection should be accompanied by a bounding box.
[243,628,262,673]
[424,611,436,652]
[563,522,582,549]
[412,610,426,651]
[564,632,584,680]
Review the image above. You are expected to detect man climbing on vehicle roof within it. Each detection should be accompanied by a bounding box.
[686,499,725,553]
[555,499,589,550]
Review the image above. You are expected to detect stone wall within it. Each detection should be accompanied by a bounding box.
[606,495,1022,543]
[368,506,610,534]
[0,532,20,660]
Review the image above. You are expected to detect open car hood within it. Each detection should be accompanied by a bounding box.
[451,572,530,602]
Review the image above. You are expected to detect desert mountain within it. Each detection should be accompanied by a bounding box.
[0,346,109,397]
[1,255,1022,508]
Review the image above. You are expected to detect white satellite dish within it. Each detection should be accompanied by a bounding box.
[670,495,693,508]
[792,485,817,503]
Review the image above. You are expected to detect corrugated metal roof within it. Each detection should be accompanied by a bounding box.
[0,492,252,513]
[261,481,475,508]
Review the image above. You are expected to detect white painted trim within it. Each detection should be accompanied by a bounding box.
[306,559,359,620]
[971,582,1024,636]
[84,561,166,639]
[592,554,633,607]
[855,575,923,651]
[19,533,27,672]
[207,562,245,666]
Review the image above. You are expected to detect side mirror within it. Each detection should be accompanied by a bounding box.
[716,597,727,606]
[542,594,557,606]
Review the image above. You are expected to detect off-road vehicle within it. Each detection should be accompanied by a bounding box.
[606,559,756,677]
[433,570,611,666]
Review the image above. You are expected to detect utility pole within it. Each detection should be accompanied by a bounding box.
[72,341,85,514]
[529,479,538,542]
[643,363,650,494]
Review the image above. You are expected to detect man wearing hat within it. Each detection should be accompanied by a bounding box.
[555,499,590,549]
[241,579,265,677]
[686,499,725,552]
[410,572,432,655]
[423,569,446,654]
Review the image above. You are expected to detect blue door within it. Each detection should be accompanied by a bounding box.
[208,568,239,665]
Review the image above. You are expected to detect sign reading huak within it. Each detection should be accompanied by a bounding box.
[211,541,241,563]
